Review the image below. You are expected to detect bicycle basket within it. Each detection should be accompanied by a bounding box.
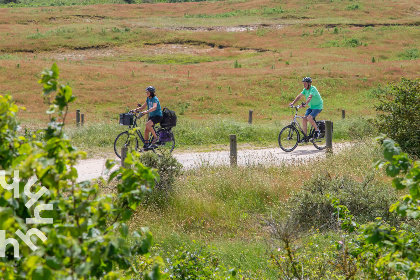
[119,113,134,126]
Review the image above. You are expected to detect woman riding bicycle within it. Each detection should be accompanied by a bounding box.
[132,86,163,148]
[289,77,323,139]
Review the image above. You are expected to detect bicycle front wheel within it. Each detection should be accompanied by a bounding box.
[154,130,175,156]
[278,125,300,152]
[114,131,139,159]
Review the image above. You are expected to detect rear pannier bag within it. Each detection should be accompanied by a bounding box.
[316,120,333,133]
[160,108,177,128]
[119,113,134,126]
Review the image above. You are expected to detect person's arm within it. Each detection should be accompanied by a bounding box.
[142,103,157,115]
[289,93,304,106]
[134,102,147,113]
[305,95,313,107]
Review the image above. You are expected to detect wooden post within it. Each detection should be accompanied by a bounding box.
[325,120,333,155]
[121,147,128,167]
[76,109,80,127]
[81,113,84,126]
[230,134,237,166]
[248,110,253,124]
[342,109,345,119]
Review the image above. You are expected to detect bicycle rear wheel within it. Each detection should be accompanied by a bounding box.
[278,125,300,152]
[153,129,175,156]
[114,131,139,159]
[310,128,327,150]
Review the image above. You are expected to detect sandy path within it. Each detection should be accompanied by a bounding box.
[74,144,338,182]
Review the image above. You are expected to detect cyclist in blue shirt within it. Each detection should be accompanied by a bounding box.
[133,86,163,147]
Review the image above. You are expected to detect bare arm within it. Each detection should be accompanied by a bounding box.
[305,95,313,107]
[134,102,147,113]
[142,103,157,115]
[289,93,304,106]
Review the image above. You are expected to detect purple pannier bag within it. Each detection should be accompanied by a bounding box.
[159,130,172,143]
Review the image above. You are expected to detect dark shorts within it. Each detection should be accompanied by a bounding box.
[148,115,163,125]
[304,108,322,119]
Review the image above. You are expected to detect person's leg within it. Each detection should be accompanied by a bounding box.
[145,120,155,141]
[309,109,322,138]
[303,108,312,135]
[307,115,318,131]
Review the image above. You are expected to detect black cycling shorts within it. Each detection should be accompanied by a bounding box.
[149,115,163,125]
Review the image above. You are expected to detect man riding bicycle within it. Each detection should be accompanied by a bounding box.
[289,77,323,139]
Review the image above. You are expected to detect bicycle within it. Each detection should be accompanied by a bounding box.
[278,104,327,152]
[114,111,175,158]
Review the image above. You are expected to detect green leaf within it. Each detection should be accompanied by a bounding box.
[119,223,129,238]
[383,139,401,161]
[46,256,62,270]
[386,164,400,177]
[32,266,53,280]
[51,63,59,79]
[393,178,406,190]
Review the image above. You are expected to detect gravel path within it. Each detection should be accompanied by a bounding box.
[75,145,336,182]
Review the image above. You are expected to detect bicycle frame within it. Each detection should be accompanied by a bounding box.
[127,113,158,145]
[289,105,312,140]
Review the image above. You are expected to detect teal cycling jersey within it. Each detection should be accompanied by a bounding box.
[146,96,162,117]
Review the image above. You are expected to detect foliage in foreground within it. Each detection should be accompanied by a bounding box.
[0,64,164,279]
[269,139,420,279]
[286,173,399,231]
[374,78,420,158]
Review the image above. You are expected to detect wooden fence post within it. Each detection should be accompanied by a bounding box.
[76,109,80,127]
[248,110,253,124]
[121,147,128,167]
[325,120,333,155]
[230,134,237,166]
[81,113,84,126]
[342,109,345,119]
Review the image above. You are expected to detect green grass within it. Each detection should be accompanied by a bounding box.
[121,139,386,278]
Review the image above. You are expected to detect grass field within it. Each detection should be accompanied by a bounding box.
[1,0,419,128]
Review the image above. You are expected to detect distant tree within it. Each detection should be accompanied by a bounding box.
[374,78,420,158]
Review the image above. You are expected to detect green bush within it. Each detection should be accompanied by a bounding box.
[164,246,237,279]
[136,150,182,208]
[0,64,164,279]
[285,174,399,231]
[374,78,420,158]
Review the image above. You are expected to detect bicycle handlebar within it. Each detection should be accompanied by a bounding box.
[128,110,145,118]
[289,102,306,109]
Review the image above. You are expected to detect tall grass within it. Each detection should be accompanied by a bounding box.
[126,139,386,279]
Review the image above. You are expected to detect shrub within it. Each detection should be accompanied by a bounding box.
[399,48,419,60]
[0,64,163,279]
[373,78,420,158]
[137,150,182,208]
[164,246,237,279]
[285,174,398,231]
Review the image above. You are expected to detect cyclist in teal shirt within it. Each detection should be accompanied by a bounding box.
[289,77,323,139]
[133,86,163,147]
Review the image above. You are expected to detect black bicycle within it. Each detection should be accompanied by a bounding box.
[114,112,175,158]
[278,104,328,152]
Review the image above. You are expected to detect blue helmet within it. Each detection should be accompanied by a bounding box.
[302,77,312,83]
[146,86,155,94]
